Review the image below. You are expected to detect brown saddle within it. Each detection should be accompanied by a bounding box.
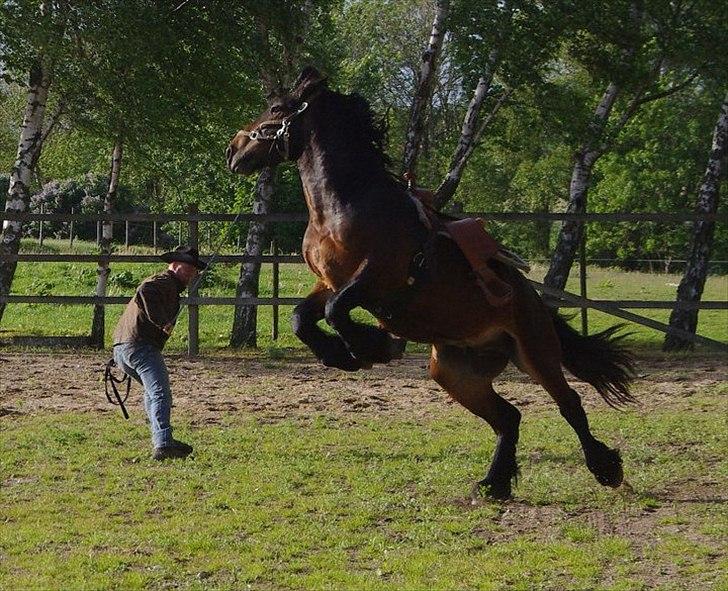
[444,217,514,307]
[404,173,528,307]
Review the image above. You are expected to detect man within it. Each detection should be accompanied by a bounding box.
[113,245,207,460]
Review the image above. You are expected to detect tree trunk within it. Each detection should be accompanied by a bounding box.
[543,148,600,289]
[543,82,620,290]
[433,50,506,210]
[664,92,728,351]
[230,167,275,348]
[0,62,51,325]
[90,138,123,348]
[402,0,449,175]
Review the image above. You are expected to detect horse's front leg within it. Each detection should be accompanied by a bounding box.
[324,270,405,365]
[292,281,364,371]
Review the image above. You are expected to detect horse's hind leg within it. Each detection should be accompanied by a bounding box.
[292,282,363,371]
[511,316,623,488]
[429,344,521,499]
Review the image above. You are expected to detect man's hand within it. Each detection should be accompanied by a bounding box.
[163,323,175,335]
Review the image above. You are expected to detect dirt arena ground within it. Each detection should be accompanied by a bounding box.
[1,349,725,422]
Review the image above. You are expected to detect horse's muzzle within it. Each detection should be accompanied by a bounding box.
[228,150,256,175]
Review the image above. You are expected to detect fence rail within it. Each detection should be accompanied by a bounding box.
[0,294,724,310]
[1,209,726,354]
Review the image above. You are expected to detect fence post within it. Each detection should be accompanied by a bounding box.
[153,220,158,253]
[38,204,44,246]
[187,203,199,356]
[96,219,101,246]
[580,225,588,335]
[272,238,279,340]
[178,221,182,246]
[69,206,75,247]
[125,220,130,248]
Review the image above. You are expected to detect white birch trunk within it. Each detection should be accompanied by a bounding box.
[0,62,51,324]
[433,50,507,210]
[230,167,275,348]
[402,0,449,175]
[543,82,621,290]
[664,92,728,350]
[90,139,123,348]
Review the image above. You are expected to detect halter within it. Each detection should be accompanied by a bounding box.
[242,101,308,160]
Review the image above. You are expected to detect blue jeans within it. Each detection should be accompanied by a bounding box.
[113,342,174,448]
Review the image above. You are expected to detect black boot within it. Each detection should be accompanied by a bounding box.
[153,439,193,460]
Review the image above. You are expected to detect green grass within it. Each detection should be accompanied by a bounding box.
[2,238,726,351]
[2,386,726,590]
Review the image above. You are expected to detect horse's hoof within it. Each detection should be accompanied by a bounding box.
[587,446,623,488]
[387,335,407,360]
[321,352,362,372]
[470,478,511,501]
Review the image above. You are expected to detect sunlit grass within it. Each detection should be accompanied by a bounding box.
[1,383,726,590]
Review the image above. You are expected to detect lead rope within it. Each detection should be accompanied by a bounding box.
[171,103,309,326]
[104,358,131,419]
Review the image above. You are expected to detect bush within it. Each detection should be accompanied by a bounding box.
[108,270,140,289]
[26,175,155,243]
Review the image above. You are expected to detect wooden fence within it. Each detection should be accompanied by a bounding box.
[1,208,726,354]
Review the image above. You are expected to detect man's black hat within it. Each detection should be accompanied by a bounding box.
[159,246,208,270]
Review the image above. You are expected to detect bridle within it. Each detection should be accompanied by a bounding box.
[242,101,308,160]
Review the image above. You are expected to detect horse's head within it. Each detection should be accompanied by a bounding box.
[226,66,328,176]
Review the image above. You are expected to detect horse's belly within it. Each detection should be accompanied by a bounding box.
[378,283,507,346]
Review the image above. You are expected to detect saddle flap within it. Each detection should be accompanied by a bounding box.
[444,217,513,307]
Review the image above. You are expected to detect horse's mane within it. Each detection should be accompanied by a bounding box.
[314,89,403,188]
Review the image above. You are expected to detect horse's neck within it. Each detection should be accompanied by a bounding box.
[298,139,381,224]
[297,134,400,228]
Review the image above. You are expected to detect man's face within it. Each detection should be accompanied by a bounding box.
[169,262,200,287]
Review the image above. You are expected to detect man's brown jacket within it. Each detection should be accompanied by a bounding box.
[113,270,184,349]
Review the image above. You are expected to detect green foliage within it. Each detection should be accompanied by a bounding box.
[1,1,726,274]
[589,89,728,266]
[108,270,139,289]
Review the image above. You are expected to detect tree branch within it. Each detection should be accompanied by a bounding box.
[636,69,700,106]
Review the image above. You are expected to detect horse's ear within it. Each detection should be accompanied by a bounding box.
[291,66,327,101]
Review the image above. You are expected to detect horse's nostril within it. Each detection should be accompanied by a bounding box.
[225,146,232,163]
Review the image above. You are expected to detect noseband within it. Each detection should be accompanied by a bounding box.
[242,101,309,160]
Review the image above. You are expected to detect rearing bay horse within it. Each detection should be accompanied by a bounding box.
[226,67,635,499]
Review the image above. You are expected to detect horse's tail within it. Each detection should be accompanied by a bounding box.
[550,311,637,408]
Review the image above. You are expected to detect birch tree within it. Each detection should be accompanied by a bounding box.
[0,0,66,324]
[230,166,275,347]
[402,0,449,176]
[431,0,563,210]
[432,53,509,210]
[229,1,336,348]
[664,91,728,350]
[0,61,51,323]
[89,138,122,348]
